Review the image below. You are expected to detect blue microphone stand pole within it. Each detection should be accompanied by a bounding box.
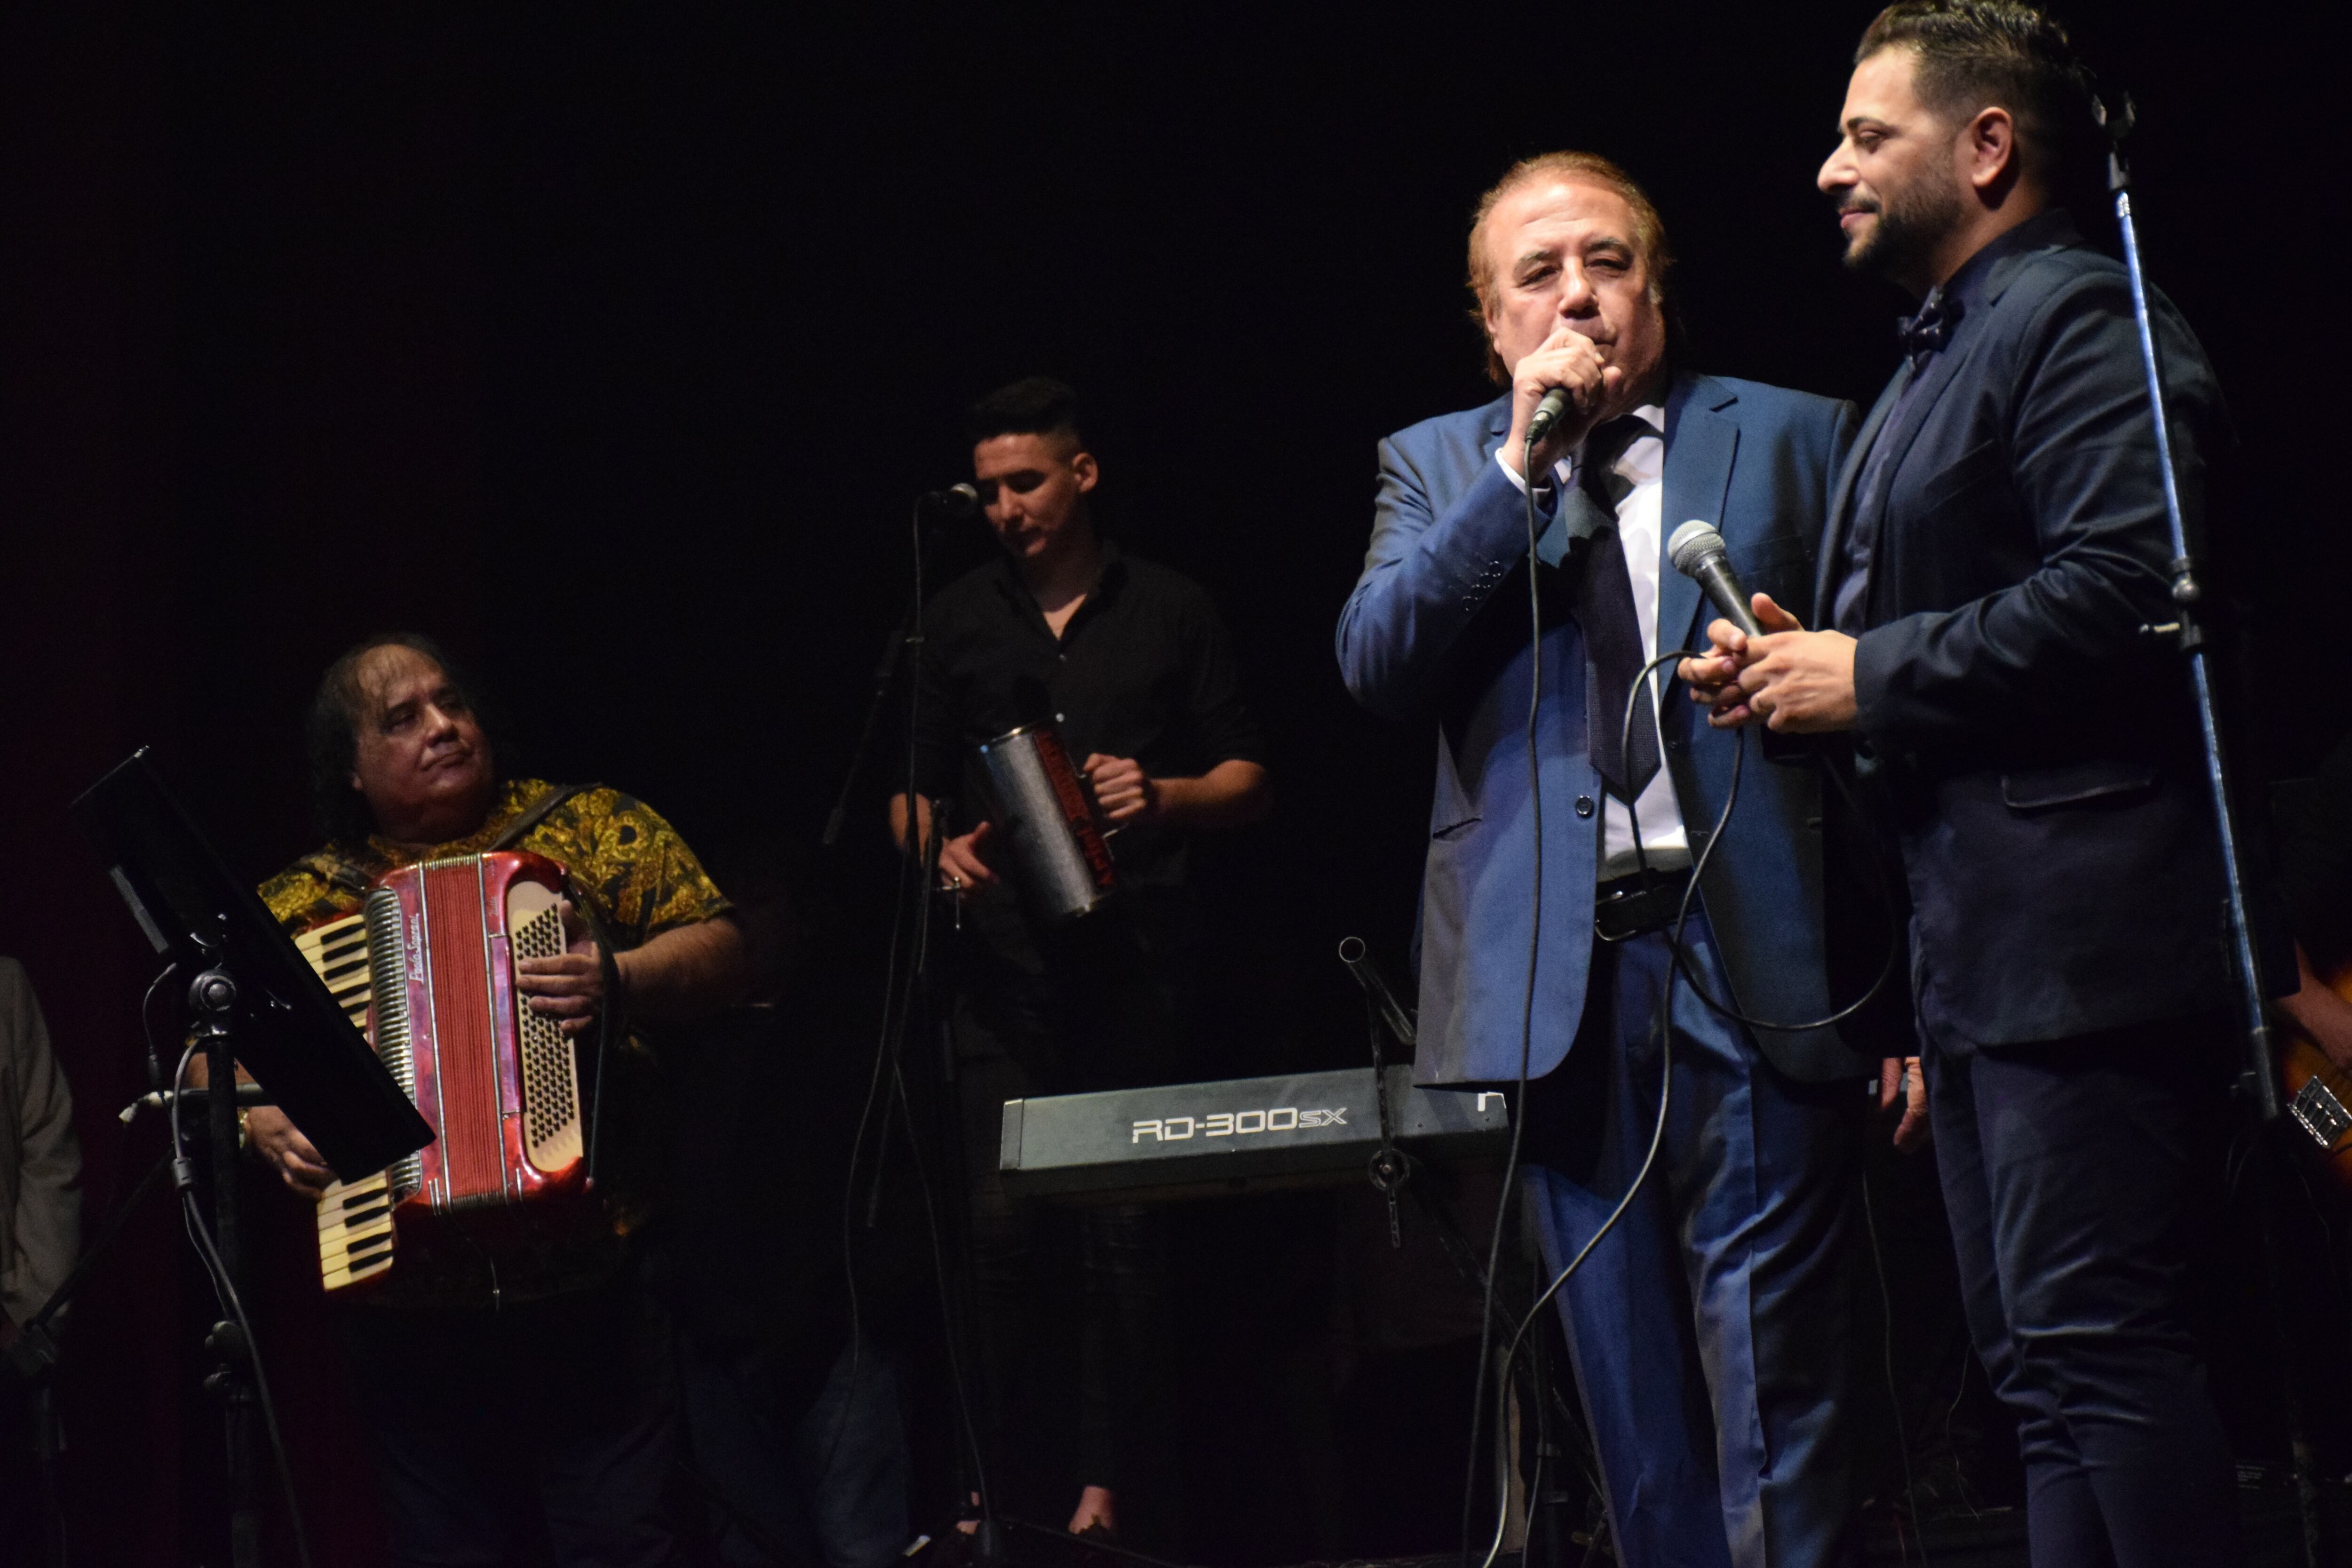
[2109,96,2327,1568]
[2105,100,2279,1120]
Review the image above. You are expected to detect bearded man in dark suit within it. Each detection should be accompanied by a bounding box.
[1685,6,2284,1562]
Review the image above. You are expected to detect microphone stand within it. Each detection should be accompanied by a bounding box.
[191,965,266,1568]
[2107,101,2321,1568]
[1337,936,1415,1248]
[2,1076,277,1397]
[834,484,1009,1560]
[821,494,973,850]
[823,600,920,850]
[2106,103,2277,1120]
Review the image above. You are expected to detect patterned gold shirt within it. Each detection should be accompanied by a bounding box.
[262,778,730,942]
[260,780,731,1306]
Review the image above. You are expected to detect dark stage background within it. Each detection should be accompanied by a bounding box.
[3,5,2346,1564]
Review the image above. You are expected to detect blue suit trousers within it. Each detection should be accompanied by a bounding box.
[1523,909,1860,1568]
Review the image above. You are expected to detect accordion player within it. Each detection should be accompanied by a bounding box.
[295,849,593,1294]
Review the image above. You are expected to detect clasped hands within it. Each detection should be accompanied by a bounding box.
[938,753,1151,891]
[1674,591,1859,734]
[1678,595,1929,1149]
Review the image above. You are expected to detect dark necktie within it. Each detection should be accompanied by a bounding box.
[1566,416,1659,800]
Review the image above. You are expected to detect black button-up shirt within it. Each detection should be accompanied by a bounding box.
[911,542,1264,891]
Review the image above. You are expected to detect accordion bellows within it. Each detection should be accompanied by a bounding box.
[294,850,589,1294]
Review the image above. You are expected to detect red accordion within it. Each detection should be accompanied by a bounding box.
[295,850,590,1293]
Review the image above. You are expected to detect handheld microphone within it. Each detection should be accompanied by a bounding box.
[1525,386,1574,448]
[1667,520,1765,638]
[921,482,981,517]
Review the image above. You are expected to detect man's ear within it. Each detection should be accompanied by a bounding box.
[1071,451,1100,494]
[1963,105,2019,193]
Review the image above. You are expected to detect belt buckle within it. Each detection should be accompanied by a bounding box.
[1593,869,1687,944]
[1592,882,1652,944]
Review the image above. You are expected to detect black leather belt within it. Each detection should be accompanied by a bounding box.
[1593,865,1695,943]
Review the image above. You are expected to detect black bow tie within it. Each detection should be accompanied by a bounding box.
[1897,292,1964,359]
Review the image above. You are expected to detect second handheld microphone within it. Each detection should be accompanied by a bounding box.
[1666,521,1764,639]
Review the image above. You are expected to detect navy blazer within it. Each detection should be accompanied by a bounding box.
[1828,210,2282,1045]
[1338,370,1869,1085]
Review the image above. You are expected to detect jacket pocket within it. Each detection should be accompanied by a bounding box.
[1999,761,2158,814]
[1728,534,1815,613]
[1729,534,1814,575]
[1914,438,2008,517]
[1431,814,1483,842]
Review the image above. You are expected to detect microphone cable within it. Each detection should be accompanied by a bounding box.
[834,487,1001,1532]
[1617,646,1903,1039]
[1462,422,1909,1566]
[167,1041,315,1568]
[1465,426,1690,1564]
[1474,657,1909,1568]
[1458,422,1557,1562]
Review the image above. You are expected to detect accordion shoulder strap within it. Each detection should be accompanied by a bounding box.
[490,783,598,852]
[294,783,596,894]
[296,852,375,897]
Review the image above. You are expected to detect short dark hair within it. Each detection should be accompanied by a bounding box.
[968,376,1089,452]
[306,632,508,848]
[1857,1,2101,194]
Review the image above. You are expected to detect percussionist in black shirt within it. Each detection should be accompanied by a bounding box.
[889,377,1269,1548]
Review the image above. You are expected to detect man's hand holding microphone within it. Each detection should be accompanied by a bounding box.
[1667,552,1921,1151]
[1502,326,1623,478]
[1675,591,1859,735]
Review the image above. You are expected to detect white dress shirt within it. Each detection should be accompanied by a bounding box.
[1495,404,1689,878]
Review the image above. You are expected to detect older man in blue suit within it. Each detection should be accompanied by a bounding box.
[1337,151,1878,1568]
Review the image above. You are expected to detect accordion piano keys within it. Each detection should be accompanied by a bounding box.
[297,913,403,1291]
[316,1171,397,1290]
[294,911,372,1032]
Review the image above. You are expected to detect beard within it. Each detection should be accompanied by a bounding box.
[1839,170,1967,282]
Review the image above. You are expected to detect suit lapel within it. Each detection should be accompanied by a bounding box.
[1812,364,1908,617]
[1858,330,1982,529]
[1660,375,1738,654]
[1481,395,1588,570]
[1480,396,1510,463]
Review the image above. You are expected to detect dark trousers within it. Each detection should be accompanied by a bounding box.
[949,899,1185,1536]
[1925,1018,2237,1568]
[675,1334,911,1568]
[956,1046,1175,1523]
[0,1378,61,1568]
[334,1276,678,1568]
[1521,910,1861,1568]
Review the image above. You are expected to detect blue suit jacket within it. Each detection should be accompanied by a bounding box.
[1827,210,2288,1045]
[1338,370,1869,1085]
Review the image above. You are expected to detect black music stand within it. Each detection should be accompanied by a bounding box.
[72,747,435,1568]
